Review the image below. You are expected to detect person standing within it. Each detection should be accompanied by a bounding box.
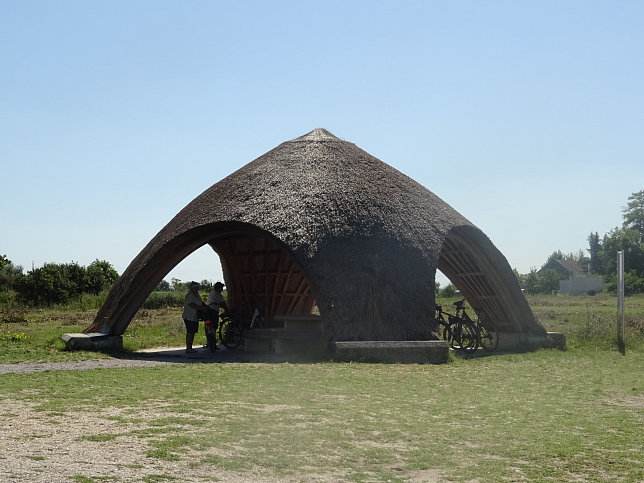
[182,281,209,353]
[206,282,228,350]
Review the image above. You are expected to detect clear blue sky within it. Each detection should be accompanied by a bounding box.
[2,0,643,287]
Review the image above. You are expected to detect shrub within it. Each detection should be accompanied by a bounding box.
[143,291,185,309]
[0,331,27,342]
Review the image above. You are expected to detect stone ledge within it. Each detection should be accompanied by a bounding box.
[245,328,322,340]
[544,332,566,350]
[495,331,567,351]
[274,314,322,332]
[61,333,123,352]
[331,340,449,364]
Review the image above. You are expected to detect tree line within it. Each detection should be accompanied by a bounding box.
[3,191,644,306]
[515,190,644,295]
[0,254,216,308]
[0,257,119,306]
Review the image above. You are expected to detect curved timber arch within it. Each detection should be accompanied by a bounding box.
[438,225,543,335]
[89,222,316,336]
[211,223,316,323]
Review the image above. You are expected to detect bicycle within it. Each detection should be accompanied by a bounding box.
[216,307,266,350]
[448,299,478,352]
[434,304,453,342]
[217,310,244,349]
[451,299,499,353]
[472,317,499,352]
[201,308,221,351]
[249,307,265,329]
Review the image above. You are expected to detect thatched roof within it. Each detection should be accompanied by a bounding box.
[87,128,545,343]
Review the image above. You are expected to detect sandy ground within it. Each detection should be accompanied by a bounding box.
[0,347,298,482]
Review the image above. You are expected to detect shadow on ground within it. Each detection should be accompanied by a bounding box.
[117,346,325,364]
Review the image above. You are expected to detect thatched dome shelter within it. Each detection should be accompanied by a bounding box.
[86,128,545,345]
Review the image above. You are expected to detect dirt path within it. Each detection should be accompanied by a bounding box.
[0,347,303,482]
[0,346,294,375]
[0,398,290,482]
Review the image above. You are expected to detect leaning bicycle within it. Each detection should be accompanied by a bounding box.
[472,318,499,352]
[217,310,244,349]
[451,299,499,353]
[447,299,478,352]
[434,304,454,342]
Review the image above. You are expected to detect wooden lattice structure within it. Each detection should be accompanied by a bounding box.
[213,229,315,324]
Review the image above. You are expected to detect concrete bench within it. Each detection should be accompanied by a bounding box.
[244,328,325,354]
[61,333,123,352]
[332,340,449,364]
[274,314,322,332]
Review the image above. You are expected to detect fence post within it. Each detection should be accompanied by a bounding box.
[617,250,625,354]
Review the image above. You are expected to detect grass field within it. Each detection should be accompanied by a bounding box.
[1,294,643,481]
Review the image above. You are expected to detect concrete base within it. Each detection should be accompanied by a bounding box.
[495,331,566,351]
[332,340,449,364]
[276,314,322,331]
[545,332,567,350]
[244,328,325,355]
[61,333,123,352]
[244,337,273,352]
[273,338,326,355]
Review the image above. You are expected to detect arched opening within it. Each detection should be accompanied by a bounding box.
[437,225,539,334]
[86,222,316,336]
[210,225,316,325]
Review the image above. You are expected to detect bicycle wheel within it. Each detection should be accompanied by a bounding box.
[218,318,243,349]
[479,322,499,352]
[452,321,477,352]
[439,321,452,343]
[449,321,464,349]
[460,322,479,354]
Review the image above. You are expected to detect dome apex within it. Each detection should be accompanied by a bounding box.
[293,128,339,142]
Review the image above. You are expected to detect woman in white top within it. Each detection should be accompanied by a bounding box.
[182,281,209,353]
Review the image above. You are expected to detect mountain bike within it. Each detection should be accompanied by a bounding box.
[448,299,478,352]
[472,318,499,352]
[434,304,452,342]
[217,310,244,349]
[217,307,267,349]
[452,299,499,353]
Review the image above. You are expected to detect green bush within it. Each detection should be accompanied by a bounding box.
[143,291,185,309]
[0,290,18,308]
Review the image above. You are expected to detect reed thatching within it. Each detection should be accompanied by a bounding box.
[86,128,545,343]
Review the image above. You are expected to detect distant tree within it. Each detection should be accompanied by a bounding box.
[439,283,457,298]
[16,263,71,306]
[546,250,564,263]
[622,190,644,236]
[155,280,172,291]
[85,260,119,295]
[524,268,540,295]
[200,279,213,292]
[0,255,23,291]
[597,227,644,294]
[540,269,564,294]
[546,249,588,267]
[587,232,601,274]
[599,227,643,275]
[171,278,188,292]
[14,259,119,306]
[61,262,86,299]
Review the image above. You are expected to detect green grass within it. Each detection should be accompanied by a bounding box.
[1,349,642,481]
[2,292,642,364]
[0,307,208,363]
[1,293,643,481]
